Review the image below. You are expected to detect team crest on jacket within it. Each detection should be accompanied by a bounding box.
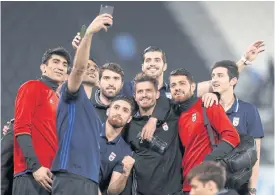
[165,92,172,99]
[232,117,239,126]
[109,152,116,161]
[162,122,169,131]
[192,113,196,122]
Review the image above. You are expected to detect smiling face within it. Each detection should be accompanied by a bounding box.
[142,51,167,79]
[169,75,195,103]
[211,67,237,94]
[134,81,159,111]
[40,54,68,83]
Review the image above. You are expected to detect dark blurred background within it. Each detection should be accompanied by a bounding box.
[1,2,274,194]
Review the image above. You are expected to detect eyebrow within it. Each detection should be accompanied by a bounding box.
[53,58,68,64]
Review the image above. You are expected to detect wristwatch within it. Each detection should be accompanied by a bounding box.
[248,188,257,194]
[241,55,252,65]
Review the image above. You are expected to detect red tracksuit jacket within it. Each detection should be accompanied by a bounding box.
[178,98,240,192]
[13,80,58,175]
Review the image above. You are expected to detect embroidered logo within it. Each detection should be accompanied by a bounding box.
[192,113,196,122]
[232,117,239,126]
[162,122,169,131]
[50,99,54,104]
[165,92,172,99]
[109,152,116,161]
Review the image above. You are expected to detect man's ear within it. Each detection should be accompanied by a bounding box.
[40,64,46,74]
[163,63,167,72]
[156,90,160,100]
[106,108,110,117]
[191,82,196,93]
[205,180,216,192]
[230,77,238,87]
[141,63,145,72]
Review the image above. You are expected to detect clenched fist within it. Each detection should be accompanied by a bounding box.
[122,156,135,177]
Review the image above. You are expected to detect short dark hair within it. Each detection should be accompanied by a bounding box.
[169,68,195,84]
[211,60,239,80]
[110,95,135,115]
[99,63,124,82]
[42,47,71,66]
[134,73,158,92]
[142,46,167,64]
[89,57,97,66]
[187,161,227,191]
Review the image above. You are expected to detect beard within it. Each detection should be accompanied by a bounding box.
[101,88,118,100]
[172,90,193,103]
[145,71,162,80]
[108,115,125,129]
[138,98,156,112]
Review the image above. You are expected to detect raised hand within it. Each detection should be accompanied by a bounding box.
[85,14,113,35]
[244,40,265,63]
[72,33,82,50]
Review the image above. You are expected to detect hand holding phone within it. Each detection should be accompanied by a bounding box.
[99,5,114,27]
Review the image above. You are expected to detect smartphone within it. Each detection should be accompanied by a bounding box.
[80,25,87,38]
[99,5,114,27]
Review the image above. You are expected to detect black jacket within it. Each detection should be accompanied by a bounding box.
[91,89,108,122]
[217,189,239,195]
[1,123,14,195]
[123,106,183,195]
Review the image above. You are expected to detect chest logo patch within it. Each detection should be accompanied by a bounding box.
[109,152,116,161]
[50,99,54,104]
[192,113,197,122]
[162,122,169,131]
[232,117,239,126]
[165,92,172,99]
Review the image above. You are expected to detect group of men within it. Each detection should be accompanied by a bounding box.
[1,13,265,195]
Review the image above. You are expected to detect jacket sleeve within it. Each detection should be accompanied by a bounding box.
[207,104,240,148]
[151,95,171,122]
[16,134,41,171]
[14,82,38,136]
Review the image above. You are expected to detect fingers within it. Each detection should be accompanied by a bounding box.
[99,13,113,19]
[209,98,215,107]
[140,127,146,140]
[47,169,54,179]
[3,125,9,135]
[258,48,265,53]
[44,174,53,185]
[102,24,108,32]
[252,40,264,47]
[203,95,210,108]
[38,178,52,192]
[202,94,206,103]
[146,130,154,141]
[41,178,52,192]
[75,33,81,40]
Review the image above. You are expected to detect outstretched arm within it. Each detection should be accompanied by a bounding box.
[197,40,265,97]
[68,14,113,93]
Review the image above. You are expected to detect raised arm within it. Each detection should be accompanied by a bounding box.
[197,40,265,97]
[68,14,113,93]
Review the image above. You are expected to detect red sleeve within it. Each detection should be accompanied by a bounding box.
[206,104,240,147]
[14,81,39,136]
